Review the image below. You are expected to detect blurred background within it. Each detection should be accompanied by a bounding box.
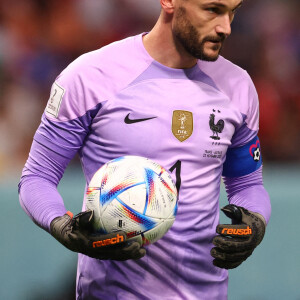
[0,0,299,299]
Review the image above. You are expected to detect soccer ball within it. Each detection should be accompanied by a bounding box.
[85,156,178,245]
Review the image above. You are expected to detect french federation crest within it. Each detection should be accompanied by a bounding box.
[209,109,225,140]
[172,110,193,142]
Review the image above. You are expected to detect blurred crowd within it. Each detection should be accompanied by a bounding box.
[0,0,299,177]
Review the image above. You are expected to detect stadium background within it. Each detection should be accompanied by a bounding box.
[0,0,299,299]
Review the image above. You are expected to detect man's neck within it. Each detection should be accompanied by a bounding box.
[142,16,198,69]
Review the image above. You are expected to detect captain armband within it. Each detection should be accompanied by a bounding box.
[222,135,262,177]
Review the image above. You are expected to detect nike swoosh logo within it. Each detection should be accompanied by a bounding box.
[124,113,157,124]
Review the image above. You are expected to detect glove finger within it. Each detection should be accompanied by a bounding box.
[89,241,146,261]
[216,224,252,238]
[133,248,146,260]
[111,247,146,261]
[72,210,93,230]
[212,235,253,251]
[213,258,243,270]
[85,247,123,260]
[77,210,93,224]
[210,247,253,262]
[122,241,142,252]
[113,241,146,260]
[221,205,242,224]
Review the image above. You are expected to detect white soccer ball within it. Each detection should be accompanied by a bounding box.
[85,156,178,246]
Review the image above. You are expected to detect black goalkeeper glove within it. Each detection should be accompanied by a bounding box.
[50,210,146,261]
[211,204,266,269]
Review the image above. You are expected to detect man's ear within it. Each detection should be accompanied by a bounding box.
[160,0,176,13]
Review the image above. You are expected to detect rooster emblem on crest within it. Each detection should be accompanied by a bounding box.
[209,109,224,140]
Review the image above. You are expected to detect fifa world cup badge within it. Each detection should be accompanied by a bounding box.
[172,110,193,142]
[46,82,65,118]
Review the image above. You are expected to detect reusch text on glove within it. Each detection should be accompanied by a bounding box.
[93,234,124,248]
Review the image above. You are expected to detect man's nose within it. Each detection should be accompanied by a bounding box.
[215,14,232,37]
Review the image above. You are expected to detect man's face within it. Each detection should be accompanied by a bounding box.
[172,0,243,61]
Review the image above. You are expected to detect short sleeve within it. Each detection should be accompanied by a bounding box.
[45,54,99,122]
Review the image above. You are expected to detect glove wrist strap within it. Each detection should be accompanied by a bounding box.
[66,211,74,219]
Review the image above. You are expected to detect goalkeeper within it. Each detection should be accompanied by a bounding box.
[18,0,271,299]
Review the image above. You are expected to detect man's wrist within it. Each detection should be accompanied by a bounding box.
[47,210,69,232]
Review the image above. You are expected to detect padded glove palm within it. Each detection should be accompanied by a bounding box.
[211,204,266,269]
[50,210,146,260]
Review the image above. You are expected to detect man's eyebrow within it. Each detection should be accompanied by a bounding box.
[203,1,243,10]
[233,1,243,10]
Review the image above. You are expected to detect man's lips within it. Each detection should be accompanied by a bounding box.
[207,39,222,43]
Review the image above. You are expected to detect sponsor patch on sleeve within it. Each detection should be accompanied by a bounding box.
[45,82,65,118]
[222,135,262,177]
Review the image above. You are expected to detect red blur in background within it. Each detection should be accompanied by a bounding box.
[0,0,299,177]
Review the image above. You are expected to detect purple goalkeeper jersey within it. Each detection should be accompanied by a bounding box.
[19,33,271,300]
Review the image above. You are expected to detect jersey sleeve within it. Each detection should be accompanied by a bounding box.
[230,70,259,149]
[223,167,271,223]
[18,140,70,231]
[18,56,103,231]
[223,71,262,178]
[222,73,271,223]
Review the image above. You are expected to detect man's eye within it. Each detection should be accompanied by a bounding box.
[206,7,219,14]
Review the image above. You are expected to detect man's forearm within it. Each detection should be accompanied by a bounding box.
[18,136,72,231]
[223,167,271,224]
[19,173,67,231]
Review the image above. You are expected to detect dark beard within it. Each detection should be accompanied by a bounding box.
[173,7,225,62]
